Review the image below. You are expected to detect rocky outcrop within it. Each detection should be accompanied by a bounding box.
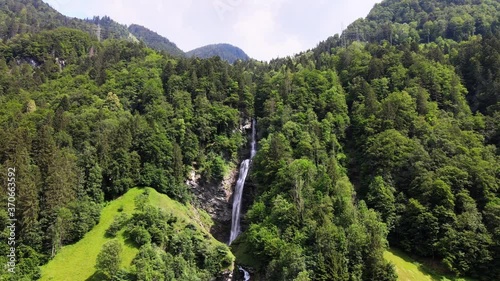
[188,118,254,243]
[187,166,239,242]
[218,269,233,281]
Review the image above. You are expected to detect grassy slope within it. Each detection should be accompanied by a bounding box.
[39,188,141,281]
[149,188,213,234]
[385,248,475,281]
[39,187,224,281]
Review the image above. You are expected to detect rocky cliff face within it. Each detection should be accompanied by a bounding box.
[187,119,256,281]
[188,119,254,243]
[187,166,238,242]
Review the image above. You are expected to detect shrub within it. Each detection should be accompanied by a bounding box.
[129,226,151,246]
[95,240,122,279]
[106,213,130,237]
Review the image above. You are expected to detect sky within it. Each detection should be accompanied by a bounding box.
[44,0,381,61]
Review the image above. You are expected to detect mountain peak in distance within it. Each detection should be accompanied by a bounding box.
[187,43,250,64]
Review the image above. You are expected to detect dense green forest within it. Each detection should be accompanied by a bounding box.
[0,0,499,280]
[0,0,137,42]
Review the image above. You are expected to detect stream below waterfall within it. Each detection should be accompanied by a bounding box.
[229,119,256,281]
[238,266,250,281]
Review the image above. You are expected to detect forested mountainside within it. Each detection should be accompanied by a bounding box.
[187,44,250,64]
[0,25,249,279]
[0,0,136,42]
[0,0,91,39]
[0,0,498,280]
[1,0,182,58]
[0,0,250,62]
[315,0,500,50]
[128,24,185,57]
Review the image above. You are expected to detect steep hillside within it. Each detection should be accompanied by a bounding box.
[128,24,184,57]
[363,0,500,42]
[384,249,476,281]
[0,18,251,280]
[237,1,500,280]
[315,0,500,54]
[0,0,133,42]
[84,15,135,42]
[187,43,250,63]
[39,188,141,281]
[40,187,234,281]
[0,0,90,38]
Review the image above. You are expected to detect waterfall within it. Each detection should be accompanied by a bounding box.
[229,119,256,281]
[229,120,257,281]
[229,159,250,244]
[250,119,257,159]
[229,119,257,245]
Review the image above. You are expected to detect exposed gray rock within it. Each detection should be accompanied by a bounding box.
[187,118,253,242]
[187,166,239,242]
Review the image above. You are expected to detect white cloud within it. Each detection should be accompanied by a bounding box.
[232,7,303,60]
[229,0,312,60]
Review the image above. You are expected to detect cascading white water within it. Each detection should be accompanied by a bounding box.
[238,266,251,281]
[229,159,250,244]
[229,119,257,245]
[229,119,256,281]
[250,119,256,159]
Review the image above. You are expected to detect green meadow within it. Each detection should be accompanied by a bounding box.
[385,248,476,281]
[39,187,219,281]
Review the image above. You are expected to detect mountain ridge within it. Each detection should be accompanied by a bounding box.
[187,43,250,64]
[312,0,500,57]
[127,24,185,57]
[0,0,250,61]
